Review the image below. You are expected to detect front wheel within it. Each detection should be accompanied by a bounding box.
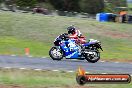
[49,46,64,60]
[85,51,100,63]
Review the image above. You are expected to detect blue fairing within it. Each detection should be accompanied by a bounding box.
[82,42,95,47]
[60,39,79,58]
[59,39,97,59]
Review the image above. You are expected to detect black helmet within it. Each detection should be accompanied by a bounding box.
[67,26,76,34]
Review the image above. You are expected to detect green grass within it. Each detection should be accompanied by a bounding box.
[0,36,50,56]
[0,11,132,61]
[128,3,132,8]
[0,69,131,88]
[128,3,132,14]
[0,69,75,87]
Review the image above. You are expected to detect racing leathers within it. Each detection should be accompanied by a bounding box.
[68,29,86,44]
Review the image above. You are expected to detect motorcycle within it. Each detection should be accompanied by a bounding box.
[49,33,103,63]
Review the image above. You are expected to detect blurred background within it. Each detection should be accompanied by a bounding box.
[0,0,131,15]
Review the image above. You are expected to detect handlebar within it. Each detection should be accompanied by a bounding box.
[60,33,69,40]
[55,33,69,41]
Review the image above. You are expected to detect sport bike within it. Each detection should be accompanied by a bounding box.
[49,33,103,63]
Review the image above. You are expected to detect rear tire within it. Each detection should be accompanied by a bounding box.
[49,46,64,60]
[85,51,100,63]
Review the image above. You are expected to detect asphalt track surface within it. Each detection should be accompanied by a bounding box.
[0,55,132,74]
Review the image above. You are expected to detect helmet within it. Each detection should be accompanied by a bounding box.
[67,26,76,34]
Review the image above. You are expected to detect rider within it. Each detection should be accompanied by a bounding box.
[67,25,86,44]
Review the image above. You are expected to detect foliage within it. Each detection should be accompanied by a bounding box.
[0,0,128,14]
[16,0,37,7]
[0,0,3,3]
[79,0,104,14]
[49,0,80,12]
[104,0,128,12]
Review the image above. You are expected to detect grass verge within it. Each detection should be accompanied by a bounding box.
[0,69,131,88]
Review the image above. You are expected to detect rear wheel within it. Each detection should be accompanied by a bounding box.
[85,51,100,63]
[49,46,64,60]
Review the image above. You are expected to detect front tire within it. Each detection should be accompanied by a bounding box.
[49,46,64,60]
[85,51,100,63]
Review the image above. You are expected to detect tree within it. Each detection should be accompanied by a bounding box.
[104,0,127,12]
[79,0,104,14]
[16,0,37,7]
[4,0,16,5]
[112,0,127,7]
[49,0,80,11]
[0,0,3,3]
[106,0,127,7]
[37,0,46,2]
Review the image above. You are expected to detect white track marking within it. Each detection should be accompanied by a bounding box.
[34,69,42,71]
[100,61,105,63]
[4,67,11,69]
[19,68,26,70]
[42,57,46,58]
[27,55,33,57]
[11,54,16,56]
[67,71,74,73]
[52,70,59,72]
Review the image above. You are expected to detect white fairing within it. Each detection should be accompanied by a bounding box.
[89,39,99,43]
[68,41,75,47]
[54,35,60,42]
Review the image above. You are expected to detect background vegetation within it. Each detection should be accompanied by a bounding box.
[16,0,37,7]
[0,0,128,14]
[104,0,128,12]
